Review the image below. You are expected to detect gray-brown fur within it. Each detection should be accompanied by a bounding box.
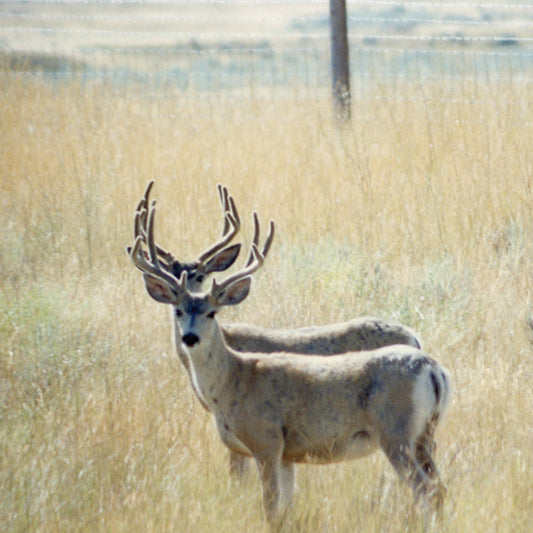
[222,317,421,354]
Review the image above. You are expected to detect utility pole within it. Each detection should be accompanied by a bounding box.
[329,0,351,123]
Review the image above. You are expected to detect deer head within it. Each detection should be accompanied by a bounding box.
[128,185,274,346]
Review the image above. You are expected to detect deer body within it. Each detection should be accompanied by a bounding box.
[175,304,423,478]
[185,328,441,466]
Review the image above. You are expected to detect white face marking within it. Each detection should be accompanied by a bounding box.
[173,294,218,350]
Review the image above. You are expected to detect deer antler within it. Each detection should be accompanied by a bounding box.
[211,211,274,296]
[197,184,241,262]
[129,203,182,293]
[131,181,241,273]
[245,211,275,267]
[212,242,266,298]
[130,180,176,268]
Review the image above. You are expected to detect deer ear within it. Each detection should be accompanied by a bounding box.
[204,244,241,274]
[217,276,252,306]
[142,274,179,304]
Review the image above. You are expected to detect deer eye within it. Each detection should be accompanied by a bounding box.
[195,274,205,283]
[175,309,183,317]
[206,311,216,319]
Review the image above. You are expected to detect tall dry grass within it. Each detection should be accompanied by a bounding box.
[0,75,532,532]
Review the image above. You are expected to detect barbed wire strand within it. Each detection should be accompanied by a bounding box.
[4,43,533,56]
[8,0,533,9]
[1,26,532,43]
[1,12,532,27]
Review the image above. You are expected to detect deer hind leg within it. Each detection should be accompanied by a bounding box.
[382,436,446,528]
[415,426,447,511]
[381,439,434,506]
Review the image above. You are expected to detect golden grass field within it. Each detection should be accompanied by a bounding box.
[0,73,532,532]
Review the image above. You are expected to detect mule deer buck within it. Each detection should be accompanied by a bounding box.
[128,201,450,523]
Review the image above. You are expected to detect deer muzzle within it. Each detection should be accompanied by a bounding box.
[182,333,200,347]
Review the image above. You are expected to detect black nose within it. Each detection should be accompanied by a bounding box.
[182,333,200,347]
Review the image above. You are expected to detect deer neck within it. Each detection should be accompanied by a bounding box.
[181,320,236,411]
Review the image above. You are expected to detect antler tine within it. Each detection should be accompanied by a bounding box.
[132,180,153,222]
[133,180,154,244]
[218,184,231,236]
[141,179,154,209]
[126,206,148,256]
[197,185,241,263]
[133,207,143,239]
[133,180,154,233]
[133,181,176,269]
[262,220,275,258]
[245,212,276,267]
[146,200,179,266]
[213,243,265,296]
[217,184,242,235]
[145,200,162,268]
[227,192,241,228]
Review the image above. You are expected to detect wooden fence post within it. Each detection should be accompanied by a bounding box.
[329,0,351,122]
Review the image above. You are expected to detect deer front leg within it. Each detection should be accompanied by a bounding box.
[254,452,284,523]
[280,460,295,507]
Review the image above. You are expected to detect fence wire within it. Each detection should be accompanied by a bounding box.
[0,0,532,103]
